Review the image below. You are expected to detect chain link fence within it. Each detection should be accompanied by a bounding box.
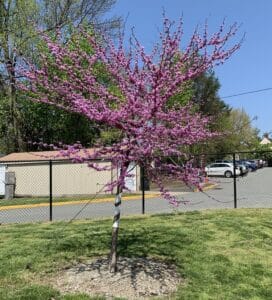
[0,159,122,224]
[1,150,272,224]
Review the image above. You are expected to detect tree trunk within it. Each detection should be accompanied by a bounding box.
[10,90,24,152]
[109,161,130,273]
[109,188,122,273]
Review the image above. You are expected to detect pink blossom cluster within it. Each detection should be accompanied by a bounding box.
[19,18,241,204]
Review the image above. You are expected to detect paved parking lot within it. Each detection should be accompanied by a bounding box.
[188,167,272,209]
[1,167,271,224]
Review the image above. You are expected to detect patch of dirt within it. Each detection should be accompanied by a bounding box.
[50,256,182,299]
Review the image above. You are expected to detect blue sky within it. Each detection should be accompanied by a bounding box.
[108,0,272,136]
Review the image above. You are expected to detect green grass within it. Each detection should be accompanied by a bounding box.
[0,193,140,207]
[0,209,272,299]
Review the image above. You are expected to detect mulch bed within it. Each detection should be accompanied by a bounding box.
[50,256,182,299]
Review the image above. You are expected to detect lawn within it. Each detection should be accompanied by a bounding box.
[0,209,272,299]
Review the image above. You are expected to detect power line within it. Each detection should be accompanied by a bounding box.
[222,87,272,99]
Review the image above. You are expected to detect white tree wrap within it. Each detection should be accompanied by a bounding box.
[112,192,122,228]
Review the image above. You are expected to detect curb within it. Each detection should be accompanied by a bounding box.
[0,193,160,211]
[194,183,218,192]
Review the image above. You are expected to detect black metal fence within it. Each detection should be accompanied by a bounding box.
[0,150,272,224]
[0,159,122,224]
[152,150,272,212]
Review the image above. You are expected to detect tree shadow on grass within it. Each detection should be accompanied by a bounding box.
[117,226,194,260]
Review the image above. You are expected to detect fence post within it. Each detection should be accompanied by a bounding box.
[141,166,145,214]
[49,160,53,221]
[232,153,237,208]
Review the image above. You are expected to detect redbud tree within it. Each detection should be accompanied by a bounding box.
[21,18,240,272]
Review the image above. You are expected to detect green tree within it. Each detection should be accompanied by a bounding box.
[0,0,121,153]
[0,0,39,152]
[226,108,260,152]
[180,71,232,155]
[254,143,272,166]
[193,71,230,118]
[21,26,123,150]
[175,71,260,157]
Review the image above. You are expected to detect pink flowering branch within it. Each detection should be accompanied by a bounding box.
[19,17,241,199]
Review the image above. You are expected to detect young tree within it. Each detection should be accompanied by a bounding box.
[20,18,241,272]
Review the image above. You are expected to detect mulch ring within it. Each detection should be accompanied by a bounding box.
[50,256,183,299]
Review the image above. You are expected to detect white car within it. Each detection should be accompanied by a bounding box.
[205,163,241,178]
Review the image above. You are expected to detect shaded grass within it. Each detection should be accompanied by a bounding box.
[0,209,272,299]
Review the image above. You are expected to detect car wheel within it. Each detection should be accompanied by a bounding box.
[225,171,232,178]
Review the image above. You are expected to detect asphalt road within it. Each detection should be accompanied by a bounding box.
[1,168,271,224]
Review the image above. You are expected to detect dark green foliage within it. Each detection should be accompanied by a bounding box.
[181,71,260,155]
[20,101,100,150]
[0,0,122,154]
[193,71,230,117]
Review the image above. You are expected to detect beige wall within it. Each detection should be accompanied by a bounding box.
[6,161,140,197]
[7,163,50,197]
[7,161,112,197]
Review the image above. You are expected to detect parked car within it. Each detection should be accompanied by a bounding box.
[205,163,241,178]
[248,159,262,168]
[235,161,248,176]
[239,160,257,172]
[215,160,248,175]
[258,159,264,168]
